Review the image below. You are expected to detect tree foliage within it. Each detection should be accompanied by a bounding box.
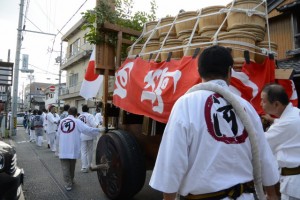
[81,0,157,45]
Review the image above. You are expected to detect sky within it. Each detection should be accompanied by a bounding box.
[0,0,232,95]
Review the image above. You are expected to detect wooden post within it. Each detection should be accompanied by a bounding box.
[94,1,141,128]
[116,31,122,69]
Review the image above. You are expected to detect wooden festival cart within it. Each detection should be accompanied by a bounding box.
[90,1,295,199]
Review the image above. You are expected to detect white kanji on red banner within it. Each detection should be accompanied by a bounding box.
[141,68,181,114]
[114,62,134,99]
[113,57,298,123]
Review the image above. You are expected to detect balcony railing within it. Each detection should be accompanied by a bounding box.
[61,43,93,70]
[60,87,69,95]
[60,81,83,96]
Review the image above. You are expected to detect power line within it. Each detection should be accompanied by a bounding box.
[48,0,89,53]
[32,0,59,33]
[46,0,89,71]
[23,16,43,32]
[28,63,63,76]
[58,0,88,35]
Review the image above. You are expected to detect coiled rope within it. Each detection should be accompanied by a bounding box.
[186,82,266,200]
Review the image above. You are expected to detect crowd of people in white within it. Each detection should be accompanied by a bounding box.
[24,104,103,190]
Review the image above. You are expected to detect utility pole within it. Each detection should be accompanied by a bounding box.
[22,82,24,112]
[28,73,34,110]
[10,0,25,136]
[58,42,62,114]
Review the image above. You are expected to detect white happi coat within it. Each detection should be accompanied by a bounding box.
[265,103,300,198]
[58,115,100,159]
[150,80,279,198]
[78,112,98,141]
[42,112,48,131]
[46,112,59,133]
[95,113,103,126]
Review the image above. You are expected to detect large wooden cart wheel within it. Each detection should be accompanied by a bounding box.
[96,129,146,200]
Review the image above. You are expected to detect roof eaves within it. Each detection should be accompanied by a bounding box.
[277,56,300,74]
[277,0,300,12]
[61,18,86,41]
[268,0,285,13]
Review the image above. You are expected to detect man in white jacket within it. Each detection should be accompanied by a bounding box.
[46,105,60,152]
[95,106,103,126]
[42,108,50,148]
[78,105,98,173]
[55,104,70,157]
[57,107,104,191]
[150,46,279,200]
[261,84,300,200]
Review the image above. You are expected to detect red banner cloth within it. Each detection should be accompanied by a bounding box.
[113,57,200,123]
[230,58,275,115]
[113,56,297,123]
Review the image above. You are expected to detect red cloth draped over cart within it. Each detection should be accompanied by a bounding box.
[113,57,200,123]
[113,56,297,123]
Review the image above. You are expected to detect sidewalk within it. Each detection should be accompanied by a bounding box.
[3,127,162,200]
[9,126,108,200]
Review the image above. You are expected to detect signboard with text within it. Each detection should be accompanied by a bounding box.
[22,54,29,70]
[0,61,13,86]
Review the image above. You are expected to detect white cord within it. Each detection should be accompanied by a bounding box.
[186,82,266,200]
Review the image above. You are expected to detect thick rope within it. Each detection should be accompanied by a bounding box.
[183,10,202,55]
[127,40,276,59]
[186,82,266,200]
[212,0,235,44]
[140,18,162,55]
[155,15,178,61]
[127,0,275,60]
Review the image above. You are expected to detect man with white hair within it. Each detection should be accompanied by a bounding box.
[261,83,300,200]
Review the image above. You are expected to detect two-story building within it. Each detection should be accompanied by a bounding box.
[24,82,52,111]
[60,18,101,113]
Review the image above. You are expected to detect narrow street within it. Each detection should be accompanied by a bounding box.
[9,127,162,200]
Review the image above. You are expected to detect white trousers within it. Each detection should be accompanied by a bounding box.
[36,136,43,146]
[29,129,36,141]
[44,129,50,145]
[48,132,56,152]
[55,132,60,156]
[81,140,94,169]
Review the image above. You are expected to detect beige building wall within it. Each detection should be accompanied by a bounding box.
[60,19,100,113]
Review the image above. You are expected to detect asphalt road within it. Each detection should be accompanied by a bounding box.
[9,127,163,200]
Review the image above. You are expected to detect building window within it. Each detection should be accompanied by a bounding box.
[69,39,80,57]
[69,73,78,87]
